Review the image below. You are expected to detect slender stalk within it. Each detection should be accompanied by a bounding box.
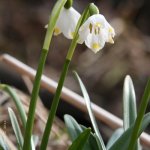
[40,59,70,149]
[128,79,150,150]
[22,1,67,149]
[23,49,48,150]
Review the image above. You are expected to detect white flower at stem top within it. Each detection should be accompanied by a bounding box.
[78,14,115,53]
[46,7,81,39]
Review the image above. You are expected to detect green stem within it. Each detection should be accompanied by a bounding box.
[40,37,78,149]
[66,36,78,60]
[23,49,48,150]
[128,78,150,150]
[40,59,70,150]
[22,0,67,149]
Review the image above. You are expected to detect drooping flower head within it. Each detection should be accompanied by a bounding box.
[78,14,115,53]
[54,7,80,39]
[46,6,81,39]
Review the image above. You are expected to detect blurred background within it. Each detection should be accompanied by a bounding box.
[0,0,150,145]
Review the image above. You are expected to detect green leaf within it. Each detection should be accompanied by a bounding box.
[0,84,35,150]
[64,114,82,141]
[8,108,23,149]
[0,136,9,150]
[108,112,150,150]
[106,128,124,149]
[128,78,150,150]
[81,125,102,150]
[73,71,106,150]
[64,115,100,150]
[0,85,27,128]
[139,113,150,133]
[93,134,104,150]
[123,75,141,149]
[123,75,137,130]
[68,128,91,150]
[32,135,39,147]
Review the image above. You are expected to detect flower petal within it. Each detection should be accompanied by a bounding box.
[85,33,105,53]
[56,7,80,39]
[85,14,107,29]
[105,21,115,43]
[78,23,90,44]
[53,27,61,35]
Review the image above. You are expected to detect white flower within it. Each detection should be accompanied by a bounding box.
[46,7,80,39]
[78,14,115,53]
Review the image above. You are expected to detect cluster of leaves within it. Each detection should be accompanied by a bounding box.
[64,72,150,150]
[0,73,150,150]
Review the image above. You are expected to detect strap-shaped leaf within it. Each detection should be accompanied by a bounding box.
[68,128,91,150]
[0,85,26,127]
[64,114,100,150]
[108,112,150,150]
[32,135,39,147]
[8,108,23,149]
[128,78,150,149]
[0,136,9,150]
[64,114,83,141]
[123,75,137,129]
[81,125,102,150]
[93,134,104,150]
[0,84,35,150]
[123,75,141,149]
[106,128,124,149]
[73,71,106,150]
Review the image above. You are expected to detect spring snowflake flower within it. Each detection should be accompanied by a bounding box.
[78,14,115,53]
[46,7,80,39]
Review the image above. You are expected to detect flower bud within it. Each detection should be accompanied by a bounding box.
[64,0,73,9]
[89,3,99,16]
